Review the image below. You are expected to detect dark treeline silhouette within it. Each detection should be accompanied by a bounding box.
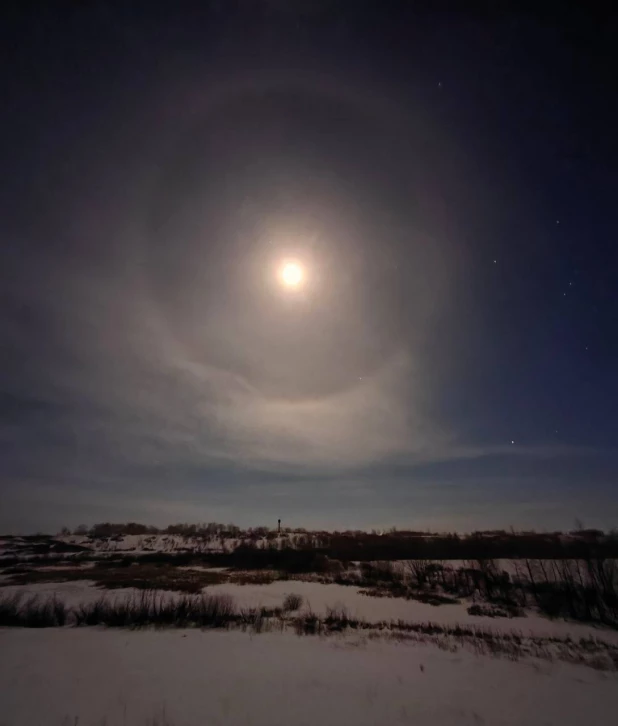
[67,522,618,561]
[304,531,618,561]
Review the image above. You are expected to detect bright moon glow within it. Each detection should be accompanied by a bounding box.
[279,262,304,287]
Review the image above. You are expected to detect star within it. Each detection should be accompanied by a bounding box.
[556,220,560,224]
[511,440,515,445]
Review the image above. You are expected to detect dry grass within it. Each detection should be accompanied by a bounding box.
[283,593,303,611]
[1,591,617,671]
[0,593,67,627]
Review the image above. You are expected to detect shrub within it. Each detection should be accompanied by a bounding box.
[295,610,321,635]
[283,593,303,611]
[325,604,350,622]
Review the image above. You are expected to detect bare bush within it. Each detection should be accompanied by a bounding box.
[72,591,238,628]
[283,593,303,611]
[521,557,618,626]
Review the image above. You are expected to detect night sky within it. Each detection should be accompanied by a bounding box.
[2,3,617,533]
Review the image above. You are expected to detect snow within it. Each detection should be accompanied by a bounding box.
[58,533,241,554]
[1,627,616,726]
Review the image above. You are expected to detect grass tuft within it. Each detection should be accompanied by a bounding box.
[283,593,303,611]
[0,593,67,627]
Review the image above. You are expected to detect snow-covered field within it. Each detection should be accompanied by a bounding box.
[206,579,618,642]
[3,533,618,725]
[1,627,617,726]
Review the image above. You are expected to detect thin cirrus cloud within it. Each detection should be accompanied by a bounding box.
[3,242,445,481]
[4,253,575,486]
[50,299,440,473]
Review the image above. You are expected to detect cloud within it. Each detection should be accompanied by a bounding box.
[2,244,594,494]
[187,352,437,470]
[59,302,444,474]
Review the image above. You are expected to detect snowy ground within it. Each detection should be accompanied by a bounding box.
[3,535,618,725]
[1,627,617,726]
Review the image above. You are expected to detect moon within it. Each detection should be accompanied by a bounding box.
[279,261,304,288]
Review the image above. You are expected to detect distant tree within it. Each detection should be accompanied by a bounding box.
[90,522,114,538]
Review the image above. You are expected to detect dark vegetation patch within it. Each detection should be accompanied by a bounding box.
[354,558,618,628]
[215,530,618,562]
[227,570,284,585]
[3,565,228,593]
[0,537,90,557]
[73,592,237,628]
[467,603,524,618]
[358,587,460,605]
[1,564,37,575]
[283,593,303,611]
[0,554,98,569]
[0,593,67,627]
[203,545,337,574]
